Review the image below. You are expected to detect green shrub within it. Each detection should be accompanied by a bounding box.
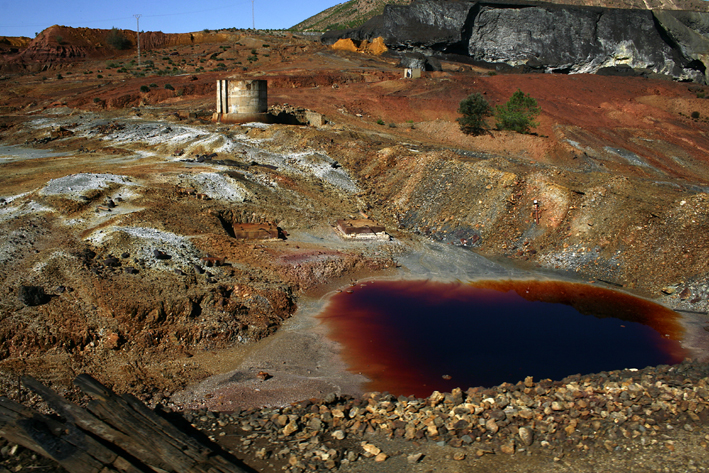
[107,28,131,50]
[457,92,493,135]
[495,89,541,134]
[691,111,700,119]
[56,74,63,80]
[376,119,385,125]
[165,84,174,90]
[97,74,103,78]
[93,97,101,103]
[140,85,150,93]
[697,92,706,99]
[149,83,158,88]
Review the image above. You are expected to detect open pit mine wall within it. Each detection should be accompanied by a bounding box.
[322,0,709,83]
[0,27,242,73]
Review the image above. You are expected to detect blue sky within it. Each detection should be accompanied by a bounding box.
[0,0,343,38]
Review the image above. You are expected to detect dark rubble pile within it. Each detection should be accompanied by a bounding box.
[184,360,709,471]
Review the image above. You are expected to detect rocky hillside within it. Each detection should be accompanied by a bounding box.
[541,0,709,10]
[294,0,709,33]
[291,0,413,32]
[323,0,709,83]
[0,25,252,73]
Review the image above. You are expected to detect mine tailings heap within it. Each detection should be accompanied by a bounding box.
[213,79,269,124]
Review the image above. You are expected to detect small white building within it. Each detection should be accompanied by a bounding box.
[404,68,422,79]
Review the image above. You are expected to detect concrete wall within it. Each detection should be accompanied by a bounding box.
[404,68,422,79]
[214,79,269,123]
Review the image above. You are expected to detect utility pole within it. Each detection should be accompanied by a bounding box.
[134,14,142,66]
[252,0,255,29]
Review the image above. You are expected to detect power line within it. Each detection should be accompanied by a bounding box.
[134,14,141,66]
[0,0,254,29]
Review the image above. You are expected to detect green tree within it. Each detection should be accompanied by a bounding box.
[107,27,131,50]
[457,93,493,135]
[495,89,541,134]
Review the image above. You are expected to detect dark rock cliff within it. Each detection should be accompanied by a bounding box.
[322,0,709,83]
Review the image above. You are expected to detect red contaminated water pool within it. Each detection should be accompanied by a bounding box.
[318,279,687,398]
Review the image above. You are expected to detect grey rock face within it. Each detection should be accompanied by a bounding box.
[400,52,443,71]
[322,0,476,50]
[382,0,477,49]
[654,10,709,78]
[468,6,690,78]
[323,0,709,83]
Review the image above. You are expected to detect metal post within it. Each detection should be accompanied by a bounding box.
[252,0,255,29]
[533,200,540,224]
[134,14,142,66]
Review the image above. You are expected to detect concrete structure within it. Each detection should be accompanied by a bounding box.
[304,110,325,127]
[232,222,282,240]
[404,68,422,79]
[334,219,389,241]
[213,79,270,124]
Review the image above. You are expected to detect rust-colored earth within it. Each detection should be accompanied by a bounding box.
[0,25,708,473]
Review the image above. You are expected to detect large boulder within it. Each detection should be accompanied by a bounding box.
[399,52,443,71]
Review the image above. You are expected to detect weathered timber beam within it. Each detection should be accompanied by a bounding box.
[21,376,168,471]
[73,374,248,473]
[0,396,139,473]
[2,376,249,473]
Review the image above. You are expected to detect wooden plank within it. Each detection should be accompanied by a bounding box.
[21,376,165,470]
[0,397,111,473]
[85,400,198,472]
[8,375,249,473]
[78,376,248,473]
[75,375,246,473]
[2,394,147,473]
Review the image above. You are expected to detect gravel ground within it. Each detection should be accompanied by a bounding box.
[177,359,709,473]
